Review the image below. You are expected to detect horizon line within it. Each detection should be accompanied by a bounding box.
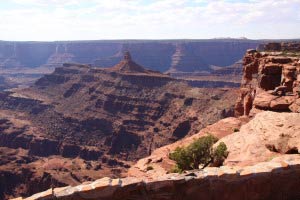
[1,38,300,43]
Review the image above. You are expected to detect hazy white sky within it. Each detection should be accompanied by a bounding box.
[0,0,299,41]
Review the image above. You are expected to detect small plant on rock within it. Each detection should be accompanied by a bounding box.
[212,142,229,166]
[169,146,192,171]
[169,134,228,173]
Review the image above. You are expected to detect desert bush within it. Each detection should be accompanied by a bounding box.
[169,146,192,171]
[213,142,228,166]
[169,135,228,172]
[170,165,183,173]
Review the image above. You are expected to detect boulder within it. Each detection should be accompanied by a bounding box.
[282,65,297,92]
[289,98,300,112]
[218,111,300,166]
[253,91,277,109]
[269,96,295,111]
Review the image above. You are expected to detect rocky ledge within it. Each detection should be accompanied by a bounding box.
[11,155,300,200]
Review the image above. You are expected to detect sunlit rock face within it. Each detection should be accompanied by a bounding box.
[234,42,300,116]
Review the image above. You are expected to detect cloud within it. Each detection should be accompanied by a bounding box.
[12,0,81,7]
[0,0,299,40]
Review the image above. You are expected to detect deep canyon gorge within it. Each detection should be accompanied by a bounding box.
[1,41,300,200]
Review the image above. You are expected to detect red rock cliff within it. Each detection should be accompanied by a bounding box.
[235,42,300,116]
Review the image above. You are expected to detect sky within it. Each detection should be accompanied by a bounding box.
[0,0,299,41]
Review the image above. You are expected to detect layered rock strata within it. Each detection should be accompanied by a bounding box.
[0,40,259,72]
[0,52,238,199]
[235,43,300,116]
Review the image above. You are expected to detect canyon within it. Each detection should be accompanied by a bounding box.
[0,39,259,91]
[1,41,299,200]
[0,51,238,199]
[11,42,300,200]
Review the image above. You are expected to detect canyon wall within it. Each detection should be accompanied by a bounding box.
[235,42,300,116]
[0,40,259,72]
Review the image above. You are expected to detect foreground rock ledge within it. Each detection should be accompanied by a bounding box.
[12,155,300,200]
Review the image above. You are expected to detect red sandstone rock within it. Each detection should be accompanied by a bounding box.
[218,111,300,166]
[235,46,300,116]
[289,98,300,112]
[12,154,300,200]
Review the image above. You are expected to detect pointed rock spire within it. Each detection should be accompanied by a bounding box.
[110,51,148,73]
[123,51,132,61]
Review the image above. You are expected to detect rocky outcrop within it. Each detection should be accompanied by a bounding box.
[218,111,300,166]
[129,109,300,169]
[108,51,163,75]
[234,43,300,116]
[12,155,300,200]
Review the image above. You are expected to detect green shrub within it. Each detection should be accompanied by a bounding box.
[169,134,228,172]
[213,142,229,166]
[187,134,218,169]
[169,165,183,173]
[169,146,192,171]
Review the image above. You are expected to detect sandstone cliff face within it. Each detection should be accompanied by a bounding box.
[168,41,256,72]
[0,41,119,69]
[235,42,300,116]
[0,40,259,72]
